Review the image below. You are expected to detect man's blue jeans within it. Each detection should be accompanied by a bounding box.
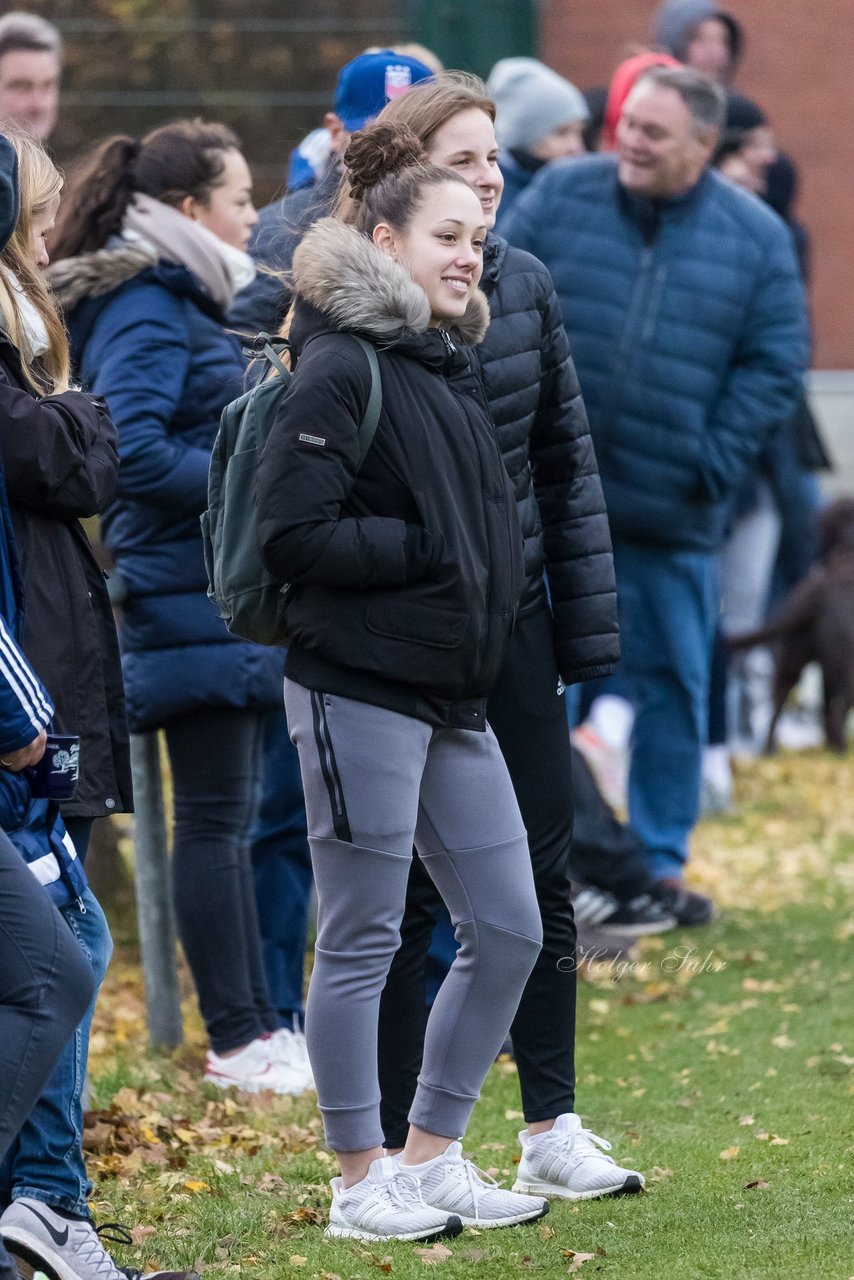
[613,540,718,880]
[0,887,112,1216]
[251,708,312,1027]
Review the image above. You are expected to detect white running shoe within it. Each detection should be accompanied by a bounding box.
[513,1113,645,1201]
[0,1199,197,1280]
[325,1156,463,1242]
[407,1142,549,1229]
[203,1035,308,1095]
[270,1027,315,1089]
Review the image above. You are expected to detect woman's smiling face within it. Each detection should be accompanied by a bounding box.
[374,179,486,326]
[424,108,504,231]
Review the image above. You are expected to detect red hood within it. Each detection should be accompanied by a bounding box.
[602,52,682,151]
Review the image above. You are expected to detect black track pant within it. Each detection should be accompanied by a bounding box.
[378,606,577,1147]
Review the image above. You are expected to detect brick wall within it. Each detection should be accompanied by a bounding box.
[539,0,854,368]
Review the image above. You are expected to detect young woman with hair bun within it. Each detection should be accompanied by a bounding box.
[257,122,550,1241]
[369,74,644,1203]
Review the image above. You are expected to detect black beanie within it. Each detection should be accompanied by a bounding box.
[0,134,19,253]
[725,92,767,132]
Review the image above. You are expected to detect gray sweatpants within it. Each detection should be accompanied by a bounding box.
[284,679,543,1152]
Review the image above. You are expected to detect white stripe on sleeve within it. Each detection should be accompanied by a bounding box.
[0,615,54,731]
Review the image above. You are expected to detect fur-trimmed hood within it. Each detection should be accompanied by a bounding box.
[47,243,158,311]
[291,217,490,347]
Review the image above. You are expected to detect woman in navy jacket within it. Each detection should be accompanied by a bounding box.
[48,120,302,1094]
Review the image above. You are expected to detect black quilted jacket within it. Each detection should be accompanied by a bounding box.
[476,234,619,683]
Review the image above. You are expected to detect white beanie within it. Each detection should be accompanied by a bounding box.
[487,57,589,152]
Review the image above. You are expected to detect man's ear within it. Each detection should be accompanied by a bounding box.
[372,222,398,257]
[325,112,351,157]
[696,125,719,162]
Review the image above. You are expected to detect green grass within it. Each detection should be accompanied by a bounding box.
[86,753,854,1280]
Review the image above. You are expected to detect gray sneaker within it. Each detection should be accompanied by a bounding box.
[0,1199,197,1280]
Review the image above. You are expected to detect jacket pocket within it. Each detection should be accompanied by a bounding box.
[366,599,469,649]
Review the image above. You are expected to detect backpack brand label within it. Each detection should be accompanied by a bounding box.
[298,433,326,446]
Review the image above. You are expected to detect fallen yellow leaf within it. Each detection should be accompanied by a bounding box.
[719,1146,740,1160]
[415,1242,453,1264]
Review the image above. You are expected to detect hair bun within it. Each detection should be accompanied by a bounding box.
[343,122,427,202]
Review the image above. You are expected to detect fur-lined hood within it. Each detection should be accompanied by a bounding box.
[47,243,159,311]
[291,217,490,347]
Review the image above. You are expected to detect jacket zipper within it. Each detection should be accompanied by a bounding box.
[450,345,517,696]
[599,244,657,458]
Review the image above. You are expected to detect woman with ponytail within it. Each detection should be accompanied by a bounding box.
[47,121,307,1096]
[257,121,548,1241]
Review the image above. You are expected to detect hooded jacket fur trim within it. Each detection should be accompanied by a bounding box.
[291,217,490,347]
[47,243,158,311]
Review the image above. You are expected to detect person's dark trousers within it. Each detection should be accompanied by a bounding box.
[567,747,654,900]
[250,707,313,1029]
[62,816,94,864]
[378,605,577,1148]
[707,629,729,748]
[165,707,280,1054]
[0,828,94,1279]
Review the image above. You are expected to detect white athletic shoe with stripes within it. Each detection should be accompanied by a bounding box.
[325,1156,462,1242]
[408,1142,549,1228]
[512,1113,645,1200]
[203,1035,308,1095]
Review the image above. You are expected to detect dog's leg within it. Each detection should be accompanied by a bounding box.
[765,657,804,754]
[823,672,849,753]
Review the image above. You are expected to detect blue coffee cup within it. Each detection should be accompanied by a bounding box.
[25,733,80,800]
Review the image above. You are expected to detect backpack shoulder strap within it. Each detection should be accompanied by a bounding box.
[350,335,382,468]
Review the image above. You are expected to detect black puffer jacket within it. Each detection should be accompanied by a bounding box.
[0,336,132,817]
[257,218,524,732]
[477,234,618,683]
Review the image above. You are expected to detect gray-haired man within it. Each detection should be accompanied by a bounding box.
[503,67,809,919]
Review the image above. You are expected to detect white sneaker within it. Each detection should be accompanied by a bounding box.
[0,1198,199,1279]
[406,1142,549,1229]
[325,1156,462,1242]
[271,1027,315,1089]
[513,1114,645,1201]
[203,1036,308,1095]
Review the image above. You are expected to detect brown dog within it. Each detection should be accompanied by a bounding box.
[729,497,854,753]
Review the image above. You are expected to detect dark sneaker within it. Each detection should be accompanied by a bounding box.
[573,886,676,936]
[652,878,715,926]
[572,885,621,927]
[0,1199,198,1280]
[596,893,677,936]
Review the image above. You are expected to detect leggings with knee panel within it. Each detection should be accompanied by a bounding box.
[284,679,543,1153]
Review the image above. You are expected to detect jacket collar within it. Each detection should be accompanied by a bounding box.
[47,241,224,321]
[482,232,508,293]
[617,167,712,240]
[47,242,158,311]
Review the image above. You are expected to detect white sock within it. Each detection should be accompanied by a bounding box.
[702,744,732,791]
[589,695,635,750]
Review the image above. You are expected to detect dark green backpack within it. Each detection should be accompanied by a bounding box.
[202,333,381,646]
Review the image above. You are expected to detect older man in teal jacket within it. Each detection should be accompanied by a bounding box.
[503,66,808,912]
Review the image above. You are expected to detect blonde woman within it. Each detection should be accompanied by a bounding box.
[0,129,193,1280]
